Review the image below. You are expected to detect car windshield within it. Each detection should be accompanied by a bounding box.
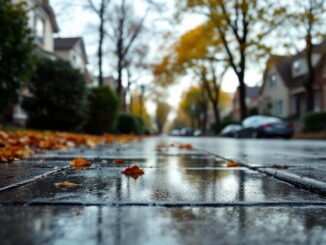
[222,125,241,133]
[243,116,281,128]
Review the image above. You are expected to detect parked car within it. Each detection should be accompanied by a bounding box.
[220,124,243,137]
[179,128,193,136]
[193,129,202,137]
[170,129,180,136]
[238,115,294,139]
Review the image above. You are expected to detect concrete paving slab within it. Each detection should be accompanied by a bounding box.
[0,206,325,245]
[0,168,324,203]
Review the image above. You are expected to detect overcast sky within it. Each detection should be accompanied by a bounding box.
[51,0,262,116]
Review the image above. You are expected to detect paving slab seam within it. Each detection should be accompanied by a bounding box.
[0,166,71,193]
[195,147,326,197]
[1,201,326,208]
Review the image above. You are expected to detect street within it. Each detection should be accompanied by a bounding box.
[0,137,325,244]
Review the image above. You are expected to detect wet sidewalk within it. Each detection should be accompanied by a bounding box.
[0,137,325,244]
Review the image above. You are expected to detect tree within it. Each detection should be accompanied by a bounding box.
[179,85,231,134]
[179,86,208,132]
[0,0,34,117]
[177,0,286,120]
[154,23,226,129]
[84,86,120,134]
[23,59,87,131]
[85,0,110,86]
[291,0,326,112]
[155,101,171,133]
[130,91,152,132]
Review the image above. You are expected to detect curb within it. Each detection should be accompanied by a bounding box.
[242,163,326,196]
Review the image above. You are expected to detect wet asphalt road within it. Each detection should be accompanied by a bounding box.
[0,137,325,245]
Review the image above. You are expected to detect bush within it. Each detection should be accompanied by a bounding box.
[116,113,141,134]
[134,116,145,135]
[0,0,34,115]
[23,58,87,131]
[303,112,326,132]
[84,86,120,134]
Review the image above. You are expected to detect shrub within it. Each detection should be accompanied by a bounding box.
[303,112,326,132]
[23,58,87,131]
[0,0,34,115]
[84,86,120,134]
[134,116,145,135]
[116,113,140,134]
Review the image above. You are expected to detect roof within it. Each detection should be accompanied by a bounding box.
[264,39,326,89]
[54,37,88,64]
[246,86,260,97]
[54,38,80,50]
[41,0,59,33]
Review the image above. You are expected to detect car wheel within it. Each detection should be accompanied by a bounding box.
[251,131,259,139]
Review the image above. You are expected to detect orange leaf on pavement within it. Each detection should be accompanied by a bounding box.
[70,157,92,167]
[55,181,80,188]
[122,165,144,179]
[227,160,240,167]
[179,144,193,150]
[114,159,125,164]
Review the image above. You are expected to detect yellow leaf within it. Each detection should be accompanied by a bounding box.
[55,181,80,188]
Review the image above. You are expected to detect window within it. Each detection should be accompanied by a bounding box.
[269,74,277,88]
[274,100,283,116]
[35,16,45,44]
[292,59,305,77]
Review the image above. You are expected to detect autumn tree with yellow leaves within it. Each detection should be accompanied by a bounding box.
[176,0,287,120]
[153,22,227,131]
[155,101,171,133]
[179,85,231,133]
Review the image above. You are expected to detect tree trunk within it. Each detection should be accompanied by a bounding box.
[98,2,105,86]
[201,102,208,135]
[238,72,247,121]
[305,34,315,112]
[212,102,220,132]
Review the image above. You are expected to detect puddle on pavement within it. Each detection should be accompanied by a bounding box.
[0,167,324,203]
[0,206,325,245]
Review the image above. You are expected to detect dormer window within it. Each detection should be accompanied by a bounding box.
[269,74,277,88]
[292,59,305,77]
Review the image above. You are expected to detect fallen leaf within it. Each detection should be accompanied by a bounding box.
[122,165,144,179]
[114,159,125,164]
[70,157,92,167]
[227,160,240,167]
[54,181,80,188]
[179,144,193,150]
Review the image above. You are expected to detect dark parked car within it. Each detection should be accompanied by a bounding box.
[238,115,294,139]
[220,124,243,137]
[179,128,193,136]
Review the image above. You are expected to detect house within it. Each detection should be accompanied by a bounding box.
[12,0,59,125]
[232,86,260,121]
[12,1,93,125]
[260,40,326,121]
[103,76,118,90]
[54,37,93,84]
